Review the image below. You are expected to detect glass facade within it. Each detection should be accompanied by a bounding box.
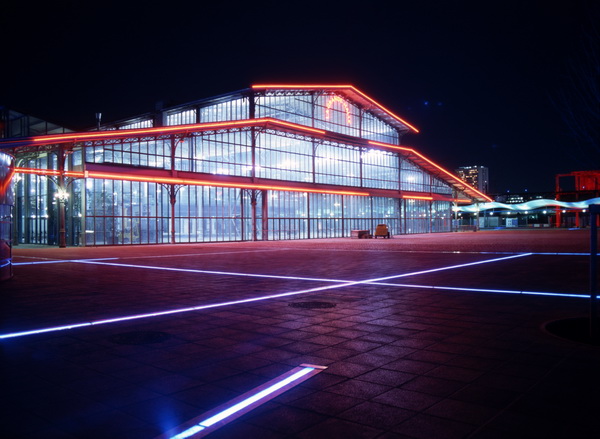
[4,86,480,247]
[1,151,13,280]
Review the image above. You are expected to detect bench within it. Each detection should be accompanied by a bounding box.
[374,224,391,238]
[351,230,370,239]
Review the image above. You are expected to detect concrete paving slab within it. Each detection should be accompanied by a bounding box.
[2,229,600,438]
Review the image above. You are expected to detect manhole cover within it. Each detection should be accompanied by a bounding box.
[109,331,171,345]
[544,318,600,346]
[289,301,336,309]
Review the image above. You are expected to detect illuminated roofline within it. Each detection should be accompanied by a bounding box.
[26,118,326,145]
[252,84,419,133]
[369,140,492,202]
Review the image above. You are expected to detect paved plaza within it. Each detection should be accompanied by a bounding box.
[1,229,599,438]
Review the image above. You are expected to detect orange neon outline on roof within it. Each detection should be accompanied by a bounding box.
[368,140,493,202]
[30,118,326,144]
[252,84,419,133]
[14,167,369,196]
[325,95,352,126]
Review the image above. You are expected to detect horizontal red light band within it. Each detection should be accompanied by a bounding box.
[402,195,433,200]
[253,84,355,90]
[87,172,369,196]
[15,168,63,176]
[14,167,368,196]
[270,119,326,135]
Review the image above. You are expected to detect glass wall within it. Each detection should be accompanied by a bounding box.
[256,93,313,127]
[363,149,399,189]
[199,98,249,123]
[267,191,308,240]
[256,134,313,182]
[167,109,196,126]
[83,118,446,198]
[431,200,452,233]
[313,94,361,138]
[403,198,431,234]
[361,112,399,144]
[309,193,343,238]
[255,91,400,144]
[85,179,170,245]
[315,143,361,187]
[176,186,243,242]
[87,138,171,170]
[176,131,252,176]
[372,197,401,235]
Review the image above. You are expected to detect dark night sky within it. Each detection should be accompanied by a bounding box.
[2,1,598,193]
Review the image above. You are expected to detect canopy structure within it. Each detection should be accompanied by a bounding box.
[456,198,600,213]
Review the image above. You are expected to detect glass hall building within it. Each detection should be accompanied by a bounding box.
[0,85,490,247]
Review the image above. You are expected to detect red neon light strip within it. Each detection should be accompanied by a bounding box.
[272,119,326,135]
[368,140,492,202]
[31,118,326,144]
[87,172,368,196]
[0,166,15,193]
[402,195,433,200]
[15,168,62,176]
[252,84,419,133]
[14,167,368,196]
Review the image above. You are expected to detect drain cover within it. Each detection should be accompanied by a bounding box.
[289,301,336,309]
[109,331,171,345]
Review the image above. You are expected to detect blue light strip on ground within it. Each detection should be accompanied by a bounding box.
[371,281,590,298]
[5,252,589,341]
[157,364,326,439]
[0,253,530,340]
[13,257,119,266]
[76,252,532,283]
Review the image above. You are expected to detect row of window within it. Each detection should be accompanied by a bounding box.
[117,92,402,145]
[79,130,451,194]
[12,175,454,245]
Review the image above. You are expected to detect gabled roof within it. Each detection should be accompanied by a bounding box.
[251,84,419,135]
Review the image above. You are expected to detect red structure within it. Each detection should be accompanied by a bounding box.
[555,170,600,227]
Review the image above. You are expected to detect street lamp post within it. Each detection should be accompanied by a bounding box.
[55,186,69,248]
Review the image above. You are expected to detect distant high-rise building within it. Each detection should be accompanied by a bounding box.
[456,165,489,194]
